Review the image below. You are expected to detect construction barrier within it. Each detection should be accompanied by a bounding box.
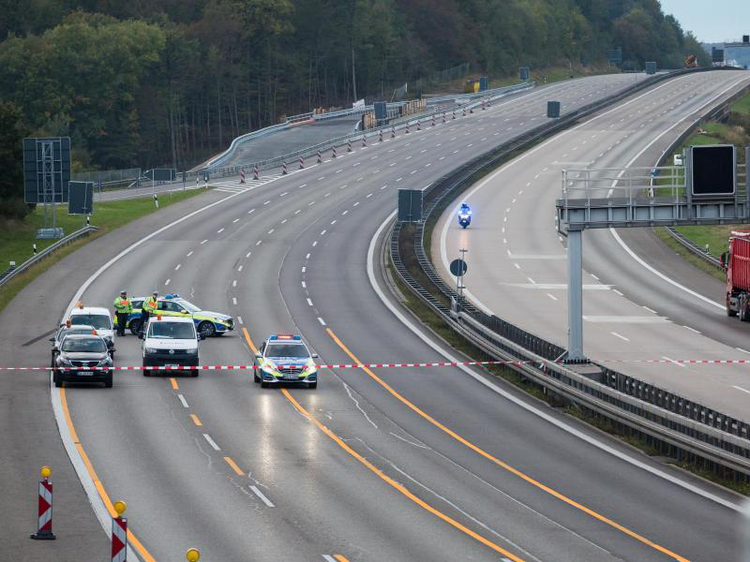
[391,127,396,139]
[417,120,421,131]
[347,139,352,152]
[406,122,410,134]
[379,130,383,142]
[111,501,127,562]
[332,145,337,158]
[239,169,246,184]
[30,466,55,540]
[281,162,287,175]
[299,156,304,169]
[453,110,456,120]
[362,135,367,148]
[317,150,322,163]
[253,165,259,180]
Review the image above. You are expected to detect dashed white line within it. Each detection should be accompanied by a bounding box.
[302,266,306,273]
[174,264,181,271]
[232,218,239,223]
[366,193,373,198]
[732,385,750,395]
[662,356,685,368]
[268,229,274,235]
[682,325,701,334]
[177,394,189,408]
[237,265,243,272]
[237,316,244,324]
[331,220,337,225]
[301,281,307,289]
[396,177,403,182]
[547,293,557,301]
[736,347,750,354]
[312,241,318,247]
[186,251,194,257]
[281,219,287,224]
[232,280,237,287]
[201,239,208,245]
[299,184,307,188]
[306,298,314,307]
[263,200,271,205]
[232,297,237,305]
[256,240,262,246]
[317,317,327,326]
[245,251,252,258]
[306,253,311,259]
[249,485,275,508]
[611,331,630,342]
[164,279,171,286]
[353,202,360,207]
[203,433,221,451]
[295,209,301,214]
[216,228,225,234]
[248,208,255,214]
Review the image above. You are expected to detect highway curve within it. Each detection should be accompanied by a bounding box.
[437,69,750,422]
[1,73,744,561]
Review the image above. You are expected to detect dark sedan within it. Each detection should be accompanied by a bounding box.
[53,334,114,388]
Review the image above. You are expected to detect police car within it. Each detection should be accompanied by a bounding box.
[254,334,318,388]
[119,294,233,337]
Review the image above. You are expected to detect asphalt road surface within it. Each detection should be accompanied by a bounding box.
[2,72,744,561]
[436,70,750,421]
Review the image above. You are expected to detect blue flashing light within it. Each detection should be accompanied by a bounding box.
[270,334,302,341]
[164,293,181,299]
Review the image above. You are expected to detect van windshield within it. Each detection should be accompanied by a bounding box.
[149,322,196,339]
[71,314,111,330]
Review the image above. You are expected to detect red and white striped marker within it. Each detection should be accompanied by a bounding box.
[432,115,436,127]
[281,162,287,175]
[405,122,410,134]
[462,107,466,117]
[391,127,396,138]
[361,135,367,148]
[379,129,383,142]
[239,169,246,184]
[442,113,446,123]
[253,165,259,180]
[417,120,421,131]
[30,466,55,540]
[347,139,352,152]
[332,145,337,158]
[299,156,304,169]
[317,150,322,163]
[111,501,127,562]
[452,110,456,120]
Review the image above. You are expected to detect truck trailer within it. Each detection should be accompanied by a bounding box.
[722,230,750,319]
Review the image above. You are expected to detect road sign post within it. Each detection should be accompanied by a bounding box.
[449,250,468,307]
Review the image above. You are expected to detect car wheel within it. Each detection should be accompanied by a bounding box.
[104,375,113,388]
[198,321,216,338]
[254,371,260,383]
[129,319,142,335]
[53,371,62,388]
[308,381,317,389]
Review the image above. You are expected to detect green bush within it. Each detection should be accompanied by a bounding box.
[0,197,33,220]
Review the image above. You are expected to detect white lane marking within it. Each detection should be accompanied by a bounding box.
[232,297,237,305]
[186,251,193,257]
[281,219,287,224]
[320,229,327,236]
[307,298,314,307]
[546,293,557,301]
[611,331,630,342]
[514,263,520,270]
[280,192,288,197]
[201,239,208,245]
[643,306,657,314]
[232,280,237,287]
[263,200,270,205]
[306,253,311,260]
[249,485,275,507]
[331,220,337,225]
[237,316,244,324]
[177,394,189,408]
[342,210,348,215]
[590,274,599,280]
[248,208,255,214]
[369,209,742,513]
[302,267,306,273]
[610,229,723,311]
[203,433,221,451]
[322,556,337,562]
[246,251,252,258]
[366,193,373,198]
[295,209,301,214]
[268,229,274,235]
[237,265,243,272]
[256,240,262,246]
[736,347,750,354]
[682,325,701,334]
[165,279,171,286]
[175,264,181,271]
[390,163,396,167]
[732,385,750,395]
[662,356,685,368]
[301,281,307,288]
[312,241,318,247]
[217,228,225,234]
[325,192,331,197]
[396,177,403,182]
[233,218,239,223]
[317,317,327,326]
[309,201,316,206]
[353,202,360,207]
[612,289,624,297]
[299,184,307,188]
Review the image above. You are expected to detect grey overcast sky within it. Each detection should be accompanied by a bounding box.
[658,0,748,43]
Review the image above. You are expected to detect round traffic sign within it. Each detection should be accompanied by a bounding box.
[449,259,468,277]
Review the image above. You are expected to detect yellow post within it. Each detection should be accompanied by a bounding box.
[186,548,200,561]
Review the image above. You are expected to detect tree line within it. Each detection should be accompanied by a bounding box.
[0,0,707,216]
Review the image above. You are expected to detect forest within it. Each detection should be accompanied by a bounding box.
[0,0,707,210]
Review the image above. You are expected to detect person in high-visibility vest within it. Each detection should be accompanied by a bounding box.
[140,291,158,335]
[113,290,133,337]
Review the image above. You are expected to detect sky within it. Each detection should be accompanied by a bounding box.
[658,0,748,43]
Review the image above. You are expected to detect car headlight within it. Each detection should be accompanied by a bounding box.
[57,356,72,366]
[145,347,159,354]
[98,358,113,367]
[187,347,198,355]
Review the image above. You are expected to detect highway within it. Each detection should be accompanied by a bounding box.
[1,72,744,561]
[437,70,750,421]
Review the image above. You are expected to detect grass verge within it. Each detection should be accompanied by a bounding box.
[0,188,207,314]
[652,228,725,282]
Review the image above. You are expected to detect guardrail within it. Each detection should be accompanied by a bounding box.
[664,227,723,269]
[388,66,750,480]
[192,82,536,182]
[0,226,99,289]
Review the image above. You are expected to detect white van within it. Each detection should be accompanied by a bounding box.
[141,315,203,376]
[68,306,115,356]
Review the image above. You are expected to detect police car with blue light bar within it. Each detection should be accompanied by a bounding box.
[254,334,319,388]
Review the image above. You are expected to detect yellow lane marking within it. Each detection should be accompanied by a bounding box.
[333,556,350,562]
[242,327,258,354]
[190,414,203,427]
[224,456,244,476]
[60,389,157,562]
[169,377,179,390]
[327,328,691,562]
[281,389,524,561]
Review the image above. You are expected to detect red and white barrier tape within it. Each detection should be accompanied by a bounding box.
[5,358,750,372]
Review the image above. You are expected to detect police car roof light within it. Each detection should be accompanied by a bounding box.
[270,334,301,341]
[165,294,180,299]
